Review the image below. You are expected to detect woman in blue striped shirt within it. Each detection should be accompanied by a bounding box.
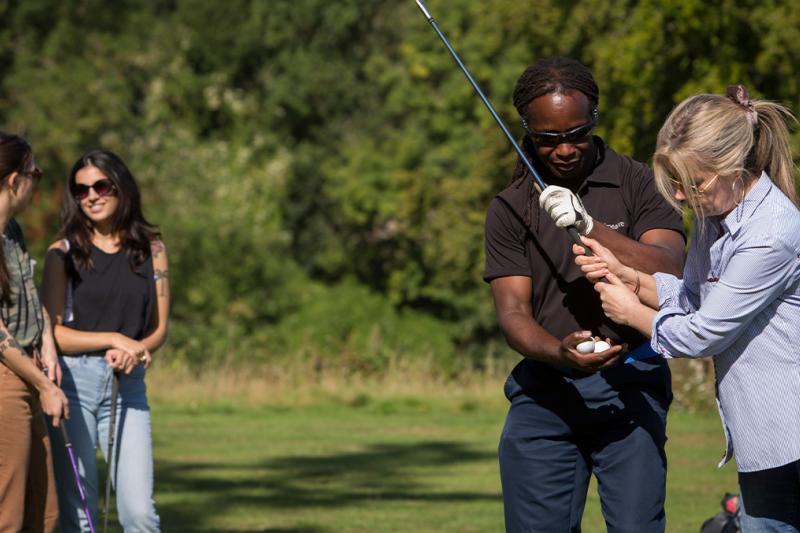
[575,85,800,532]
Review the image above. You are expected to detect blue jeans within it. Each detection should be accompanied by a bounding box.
[48,355,160,533]
[739,459,800,532]
[498,360,671,533]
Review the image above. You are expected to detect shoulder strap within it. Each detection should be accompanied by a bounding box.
[62,239,74,323]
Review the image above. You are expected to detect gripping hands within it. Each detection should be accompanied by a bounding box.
[539,185,594,235]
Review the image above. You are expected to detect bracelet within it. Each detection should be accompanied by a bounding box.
[633,268,641,295]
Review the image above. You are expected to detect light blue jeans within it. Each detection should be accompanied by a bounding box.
[49,355,160,533]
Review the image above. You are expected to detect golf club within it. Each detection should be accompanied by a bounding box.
[414,0,591,253]
[60,423,97,533]
[104,371,120,533]
[413,0,664,363]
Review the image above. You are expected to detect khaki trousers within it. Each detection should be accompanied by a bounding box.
[0,366,58,533]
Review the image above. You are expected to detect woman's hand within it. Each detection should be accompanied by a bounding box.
[109,333,151,370]
[593,272,641,326]
[35,343,62,386]
[105,348,138,374]
[574,236,638,290]
[37,381,69,427]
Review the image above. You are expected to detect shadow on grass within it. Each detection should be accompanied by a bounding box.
[154,440,499,531]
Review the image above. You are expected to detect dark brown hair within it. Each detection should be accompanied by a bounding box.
[60,150,160,272]
[0,132,38,300]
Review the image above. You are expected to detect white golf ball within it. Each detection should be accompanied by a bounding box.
[576,338,595,353]
[593,341,611,352]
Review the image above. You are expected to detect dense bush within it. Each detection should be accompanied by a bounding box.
[1,0,798,370]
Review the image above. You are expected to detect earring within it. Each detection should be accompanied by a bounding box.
[732,176,745,205]
[733,175,746,222]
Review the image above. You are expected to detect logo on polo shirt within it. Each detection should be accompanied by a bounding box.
[606,221,626,231]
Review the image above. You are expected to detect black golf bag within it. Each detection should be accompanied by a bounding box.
[699,492,741,533]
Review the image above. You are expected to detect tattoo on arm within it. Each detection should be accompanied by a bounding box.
[151,241,165,259]
[154,269,169,296]
[0,337,24,354]
[0,329,19,361]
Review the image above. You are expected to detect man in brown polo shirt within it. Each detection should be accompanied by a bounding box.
[484,57,685,532]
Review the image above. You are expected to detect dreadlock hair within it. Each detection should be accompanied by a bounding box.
[0,132,38,302]
[509,57,600,230]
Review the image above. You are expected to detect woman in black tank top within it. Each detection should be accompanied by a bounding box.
[42,150,169,533]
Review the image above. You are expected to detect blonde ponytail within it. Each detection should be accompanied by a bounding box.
[752,101,798,206]
[653,88,799,221]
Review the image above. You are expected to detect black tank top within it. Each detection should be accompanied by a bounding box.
[66,246,155,341]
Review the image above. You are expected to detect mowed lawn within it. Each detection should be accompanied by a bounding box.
[146,379,738,533]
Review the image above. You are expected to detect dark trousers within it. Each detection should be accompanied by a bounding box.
[739,459,800,531]
[499,363,670,533]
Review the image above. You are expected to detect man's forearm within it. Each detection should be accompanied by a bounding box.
[498,311,561,364]
[590,224,682,276]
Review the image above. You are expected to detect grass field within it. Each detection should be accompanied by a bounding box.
[139,366,737,532]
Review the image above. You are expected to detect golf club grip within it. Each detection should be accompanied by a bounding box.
[567,227,587,253]
[569,227,610,283]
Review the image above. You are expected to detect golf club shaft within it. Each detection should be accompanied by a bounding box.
[61,423,97,533]
[414,0,587,250]
[104,372,120,533]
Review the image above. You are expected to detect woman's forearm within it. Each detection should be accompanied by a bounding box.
[635,270,659,309]
[0,338,51,391]
[53,324,118,354]
[619,266,660,310]
[627,303,658,338]
[141,326,168,353]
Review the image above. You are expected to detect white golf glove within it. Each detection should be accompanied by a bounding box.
[539,185,594,235]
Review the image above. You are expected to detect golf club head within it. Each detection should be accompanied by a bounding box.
[415,0,433,21]
[413,0,592,255]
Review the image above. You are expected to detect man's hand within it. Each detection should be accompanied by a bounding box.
[539,185,594,235]
[555,330,622,372]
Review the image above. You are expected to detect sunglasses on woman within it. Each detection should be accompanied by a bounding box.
[71,179,116,200]
[522,109,600,147]
[23,168,42,185]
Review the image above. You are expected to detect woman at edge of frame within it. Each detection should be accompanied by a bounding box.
[42,149,169,532]
[0,132,69,533]
[575,85,800,531]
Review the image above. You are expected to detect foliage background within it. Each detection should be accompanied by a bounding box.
[1,0,798,375]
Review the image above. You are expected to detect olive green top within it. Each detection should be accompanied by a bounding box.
[1,219,44,351]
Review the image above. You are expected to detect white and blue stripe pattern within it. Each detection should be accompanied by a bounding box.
[651,173,800,472]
